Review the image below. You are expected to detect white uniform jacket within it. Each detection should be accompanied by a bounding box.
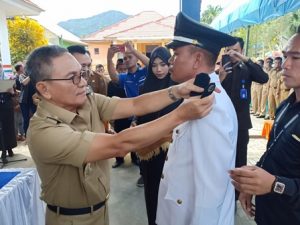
[156,73,238,225]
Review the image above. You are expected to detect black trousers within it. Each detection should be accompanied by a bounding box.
[235,129,249,200]
[140,150,167,225]
[116,152,138,163]
[114,119,138,163]
[235,129,249,167]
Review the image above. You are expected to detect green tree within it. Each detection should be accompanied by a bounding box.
[287,12,300,37]
[7,16,48,64]
[232,9,300,58]
[201,5,222,24]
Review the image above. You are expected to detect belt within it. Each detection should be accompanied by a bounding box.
[47,194,109,216]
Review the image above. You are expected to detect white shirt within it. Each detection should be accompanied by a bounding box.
[156,73,238,225]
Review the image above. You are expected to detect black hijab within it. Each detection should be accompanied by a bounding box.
[137,47,182,125]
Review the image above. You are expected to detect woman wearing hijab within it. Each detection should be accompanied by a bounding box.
[137,47,181,225]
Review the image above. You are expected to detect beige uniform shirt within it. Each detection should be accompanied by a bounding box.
[88,71,110,96]
[269,68,282,89]
[278,76,289,92]
[28,94,119,208]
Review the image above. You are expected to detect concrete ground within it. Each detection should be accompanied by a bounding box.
[1,115,269,225]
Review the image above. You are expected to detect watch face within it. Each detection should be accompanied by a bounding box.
[274,182,285,194]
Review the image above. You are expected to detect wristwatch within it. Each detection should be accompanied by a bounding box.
[272,176,285,194]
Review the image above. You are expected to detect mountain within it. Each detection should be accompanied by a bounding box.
[58,10,130,37]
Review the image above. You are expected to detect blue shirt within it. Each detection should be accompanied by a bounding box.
[118,67,147,98]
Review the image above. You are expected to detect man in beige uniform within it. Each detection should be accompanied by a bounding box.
[277,73,291,103]
[25,45,215,225]
[251,82,257,114]
[252,59,264,117]
[259,57,273,119]
[68,45,110,96]
[268,57,282,119]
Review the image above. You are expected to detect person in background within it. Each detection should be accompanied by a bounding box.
[268,56,283,119]
[252,59,264,118]
[230,27,300,225]
[136,46,181,225]
[219,37,268,201]
[95,64,105,74]
[115,58,127,74]
[0,62,17,162]
[26,45,215,225]
[107,58,131,168]
[107,42,149,186]
[156,12,237,225]
[14,63,25,141]
[259,57,273,119]
[18,63,37,136]
[276,59,291,103]
[67,45,109,96]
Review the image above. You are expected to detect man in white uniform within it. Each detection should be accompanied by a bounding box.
[156,12,238,225]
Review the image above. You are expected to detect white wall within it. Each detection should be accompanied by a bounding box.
[0,8,11,65]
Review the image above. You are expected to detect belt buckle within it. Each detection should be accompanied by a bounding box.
[91,205,94,214]
[105,193,110,201]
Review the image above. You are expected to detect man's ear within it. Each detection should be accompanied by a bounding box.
[36,82,51,99]
[193,51,202,70]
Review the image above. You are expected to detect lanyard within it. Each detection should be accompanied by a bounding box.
[259,103,300,167]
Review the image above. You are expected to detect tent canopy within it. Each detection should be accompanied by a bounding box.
[211,0,300,33]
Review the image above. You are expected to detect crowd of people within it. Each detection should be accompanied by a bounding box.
[0,60,37,163]
[0,11,299,225]
[250,56,291,120]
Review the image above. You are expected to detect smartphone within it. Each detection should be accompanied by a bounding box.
[113,44,125,53]
[222,54,232,73]
[190,73,210,97]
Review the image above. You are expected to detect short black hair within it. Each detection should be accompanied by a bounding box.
[233,37,244,50]
[67,45,87,55]
[266,57,273,62]
[257,59,264,64]
[14,63,23,72]
[25,45,67,91]
[116,59,124,69]
[96,64,104,68]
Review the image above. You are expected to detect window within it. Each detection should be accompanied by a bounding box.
[94,48,99,55]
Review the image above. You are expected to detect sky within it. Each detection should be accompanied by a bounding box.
[31,0,229,23]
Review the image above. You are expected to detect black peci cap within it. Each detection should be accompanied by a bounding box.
[166,12,237,56]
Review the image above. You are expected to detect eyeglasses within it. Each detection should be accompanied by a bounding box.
[43,74,83,85]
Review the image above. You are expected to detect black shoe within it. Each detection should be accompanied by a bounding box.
[136,176,144,187]
[257,115,265,118]
[8,149,14,157]
[1,157,8,164]
[112,161,124,168]
[1,151,8,164]
[1,151,6,159]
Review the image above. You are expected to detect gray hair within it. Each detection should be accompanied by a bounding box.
[25,45,68,89]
